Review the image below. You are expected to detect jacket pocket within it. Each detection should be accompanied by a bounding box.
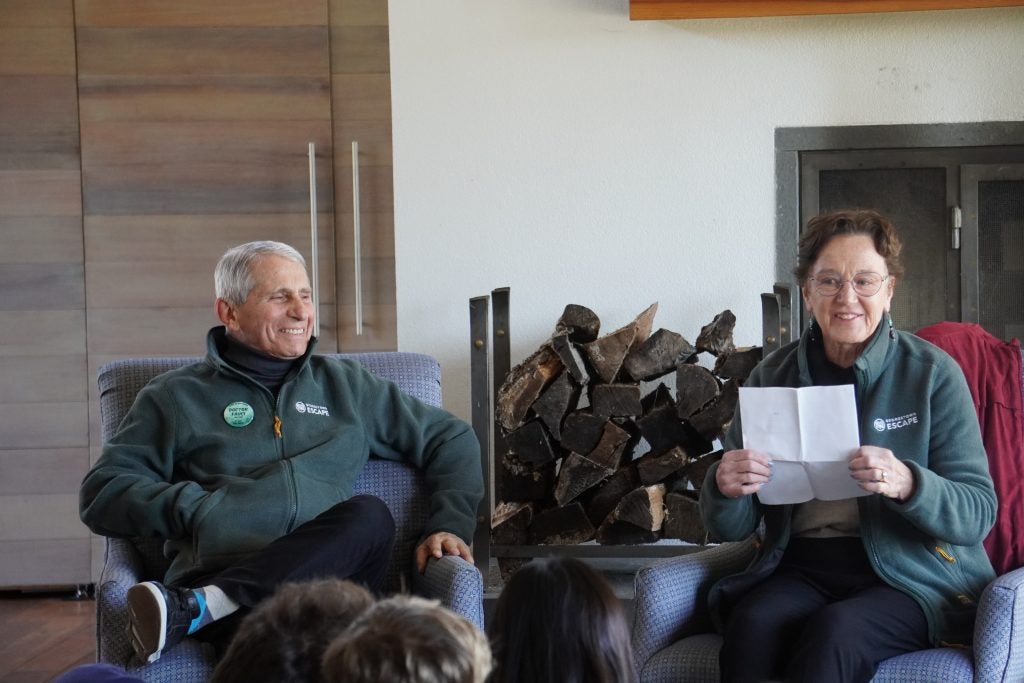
[191,474,291,565]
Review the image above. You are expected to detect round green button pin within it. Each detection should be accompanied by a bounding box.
[223,401,254,428]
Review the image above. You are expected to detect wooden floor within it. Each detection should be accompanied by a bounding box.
[0,589,95,682]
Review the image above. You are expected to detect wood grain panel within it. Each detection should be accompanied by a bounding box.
[0,264,85,310]
[0,495,84,540]
[335,304,397,352]
[334,257,395,306]
[0,0,74,27]
[84,213,335,263]
[83,164,330,216]
[86,306,339,356]
[331,0,388,26]
[0,170,82,216]
[0,311,87,356]
[330,25,389,74]
[331,74,391,121]
[0,449,90,495]
[335,165,394,214]
[0,79,79,170]
[630,0,1024,19]
[0,217,83,264]
[332,120,393,165]
[0,356,87,403]
[80,120,332,169]
[77,27,329,77]
[0,28,76,75]
[76,0,326,27]
[79,75,331,122]
[336,212,396,258]
[0,540,91,587]
[0,402,88,450]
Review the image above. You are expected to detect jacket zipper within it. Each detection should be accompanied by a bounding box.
[274,390,299,530]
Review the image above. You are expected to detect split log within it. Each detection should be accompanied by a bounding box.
[506,420,558,466]
[696,309,736,356]
[662,491,707,543]
[588,420,632,469]
[584,464,640,527]
[582,303,658,384]
[590,383,642,419]
[560,411,607,455]
[531,373,579,440]
[688,380,739,441]
[498,454,556,503]
[683,449,723,490]
[595,484,665,544]
[623,328,697,381]
[553,452,616,507]
[641,382,675,414]
[714,346,763,382]
[553,304,600,343]
[583,325,635,385]
[491,502,533,545]
[636,445,690,485]
[495,346,563,432]
[636,403,693,456]
[551,334,591,384]
[676,364,721,419]
[529,502,595,545]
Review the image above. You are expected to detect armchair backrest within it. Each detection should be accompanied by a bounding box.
[96,352,443,593]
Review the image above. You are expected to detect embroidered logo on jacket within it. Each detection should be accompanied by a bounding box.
[873,412,918,432]
[294,401,330,416]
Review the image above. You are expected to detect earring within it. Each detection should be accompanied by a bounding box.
[808,317,818,341]
[888,314,895,340]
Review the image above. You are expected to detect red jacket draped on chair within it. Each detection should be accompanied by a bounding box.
[917,322,1024,576]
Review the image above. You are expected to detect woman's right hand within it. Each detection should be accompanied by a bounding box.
[715,449,773,498]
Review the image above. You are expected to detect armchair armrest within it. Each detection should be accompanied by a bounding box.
[96,538,148,664]
[974,565,1024,683]
[413,555,485,630]
[631,540,756,672]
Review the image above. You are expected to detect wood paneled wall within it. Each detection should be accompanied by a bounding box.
[0,0,398,587]
[0,0,90,586]
[331,0,397,350]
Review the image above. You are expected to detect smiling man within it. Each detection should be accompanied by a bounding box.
[80,241,482,665]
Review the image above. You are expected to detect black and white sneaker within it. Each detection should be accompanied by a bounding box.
[125,581,202,663]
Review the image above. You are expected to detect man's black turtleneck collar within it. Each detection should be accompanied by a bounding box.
[220,334,299,395]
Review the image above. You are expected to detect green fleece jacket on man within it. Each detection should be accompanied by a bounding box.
[700,319,997,646]
[80,328,482,587]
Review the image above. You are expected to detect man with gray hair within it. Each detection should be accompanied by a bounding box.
[80,241,483,665]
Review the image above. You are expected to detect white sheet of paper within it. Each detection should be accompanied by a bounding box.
[739,385,868,504]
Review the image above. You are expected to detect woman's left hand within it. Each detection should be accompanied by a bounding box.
[848,445,915,501]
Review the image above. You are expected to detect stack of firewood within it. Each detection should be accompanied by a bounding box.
[491,302,761,558]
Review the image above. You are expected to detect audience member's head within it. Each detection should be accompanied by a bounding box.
[321,595,492,683]
[210,578,374,683]
[487,556,638,683]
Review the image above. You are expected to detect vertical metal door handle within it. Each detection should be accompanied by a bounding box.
[351,141,363,336]
[308,142,320,339]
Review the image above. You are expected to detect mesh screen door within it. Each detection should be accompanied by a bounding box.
[962,164,1024,341]
[815,166,950,335]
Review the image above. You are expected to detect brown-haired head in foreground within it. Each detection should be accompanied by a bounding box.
[210,578,374,683]
[321,595,492,683]
[487,556,637,683]
[794,209,905,286]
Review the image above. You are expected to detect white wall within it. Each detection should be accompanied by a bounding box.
[388,1,1024,420]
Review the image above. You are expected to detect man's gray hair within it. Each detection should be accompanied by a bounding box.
[215,241,307,306]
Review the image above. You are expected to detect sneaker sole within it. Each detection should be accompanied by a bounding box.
[126,582,168,664]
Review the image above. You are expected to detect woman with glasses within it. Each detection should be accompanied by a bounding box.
[700,209,996,683]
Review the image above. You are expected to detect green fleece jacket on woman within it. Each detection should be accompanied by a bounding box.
[80,328,482,587]
[700,318,997,646]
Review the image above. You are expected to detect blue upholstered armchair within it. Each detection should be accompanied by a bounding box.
[632,539,1024,682]
[95,353,484,682]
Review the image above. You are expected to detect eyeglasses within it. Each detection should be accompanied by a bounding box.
[808,272,889,297]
